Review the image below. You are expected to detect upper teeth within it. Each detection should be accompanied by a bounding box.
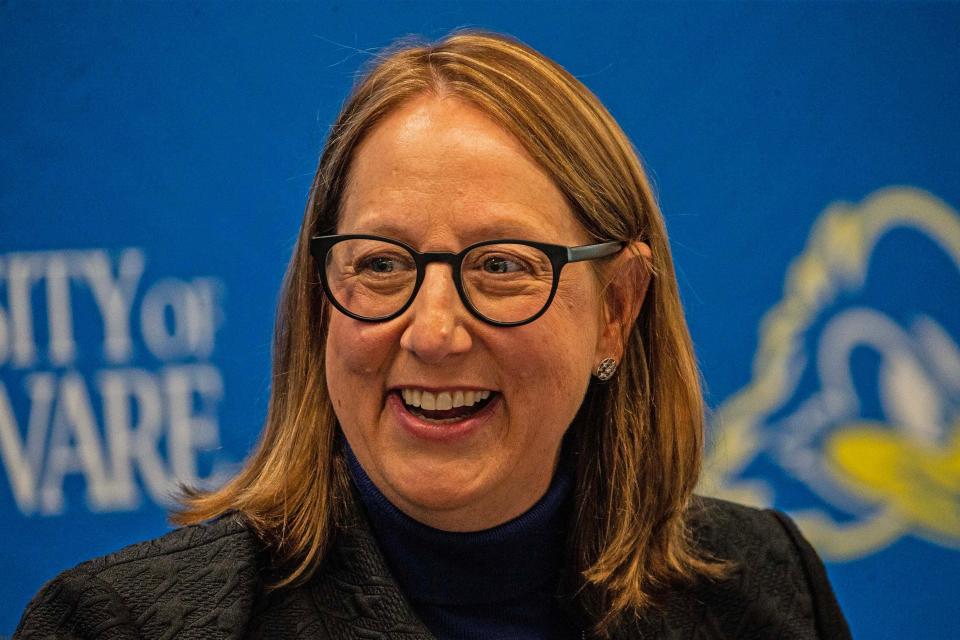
[401,389,491,410]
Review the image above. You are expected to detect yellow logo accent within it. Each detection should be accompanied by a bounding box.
[701,187,960,560]
[826,421,960,541]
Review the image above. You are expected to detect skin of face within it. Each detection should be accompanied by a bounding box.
[326,94,650,532]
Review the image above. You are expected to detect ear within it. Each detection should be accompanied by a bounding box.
[594,240,653,366]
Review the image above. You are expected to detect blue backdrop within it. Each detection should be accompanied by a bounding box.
[2,2,958,637]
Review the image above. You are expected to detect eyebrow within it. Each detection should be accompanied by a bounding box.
[344,216,555,247]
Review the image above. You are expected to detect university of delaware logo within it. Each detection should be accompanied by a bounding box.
[702,187,960,560]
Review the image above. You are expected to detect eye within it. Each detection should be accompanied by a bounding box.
[482,255,526,274]
[352,248,415,276]
[361,256,397,273]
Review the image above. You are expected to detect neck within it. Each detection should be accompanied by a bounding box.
[344,438,575,605]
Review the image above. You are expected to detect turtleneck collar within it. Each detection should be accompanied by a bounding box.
[344,439,574,607]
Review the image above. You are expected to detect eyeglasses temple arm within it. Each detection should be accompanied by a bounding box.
[566,241,626,263]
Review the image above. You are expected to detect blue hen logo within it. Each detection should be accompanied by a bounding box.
[702,187,960,560]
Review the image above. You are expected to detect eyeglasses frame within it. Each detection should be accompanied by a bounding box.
[310,233,625,327]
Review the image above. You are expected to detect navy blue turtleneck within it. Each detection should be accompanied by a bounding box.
[345,442,580,640]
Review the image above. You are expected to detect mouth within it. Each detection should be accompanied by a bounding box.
[392,388,498,423]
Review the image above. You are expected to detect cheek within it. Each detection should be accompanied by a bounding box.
[547,278,603,359]
[325,316,399,409]
[327,317,388,373]
[500,287,600,411]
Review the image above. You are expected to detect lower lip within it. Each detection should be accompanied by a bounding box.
[388,392,500,442]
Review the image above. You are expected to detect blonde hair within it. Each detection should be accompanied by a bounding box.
[176,31,724,635]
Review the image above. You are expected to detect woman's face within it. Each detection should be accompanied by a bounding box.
[326,94,625,531]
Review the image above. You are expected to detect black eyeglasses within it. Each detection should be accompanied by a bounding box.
[310,234,624,327]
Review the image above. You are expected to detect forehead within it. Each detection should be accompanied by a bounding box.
[338,95,589,247]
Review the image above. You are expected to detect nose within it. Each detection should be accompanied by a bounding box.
[399,263,473,363]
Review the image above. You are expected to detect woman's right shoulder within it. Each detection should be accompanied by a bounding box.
[15,514,264,640]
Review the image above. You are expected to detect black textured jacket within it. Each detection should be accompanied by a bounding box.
[15,497,851,639]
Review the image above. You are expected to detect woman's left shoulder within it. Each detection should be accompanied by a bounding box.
[688,495,820,563]
[676,495,852,639]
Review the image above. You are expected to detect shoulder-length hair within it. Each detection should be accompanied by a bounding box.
[176,30,724,636]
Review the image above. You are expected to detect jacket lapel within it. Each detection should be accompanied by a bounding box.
[306,514,435,639]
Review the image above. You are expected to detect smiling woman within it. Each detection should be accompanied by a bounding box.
[15,31,850,640]
[323,93,633,533]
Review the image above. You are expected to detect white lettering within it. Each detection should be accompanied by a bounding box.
[98,368,167,509]
[7,254,44,368]
[84,249,145,365]
[0,259,9,366]
[46,254,77,366]
[40,373,113,514]
[0,304,8,366]
[141,279,221,360]
[186,278,223,359]
[164,364,222,486]
[0,374,55,513]
[0,247,229,516]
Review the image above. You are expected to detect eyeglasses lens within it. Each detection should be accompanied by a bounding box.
[324,239,554,324]
[325,238,417,319]
[462,243,553,323]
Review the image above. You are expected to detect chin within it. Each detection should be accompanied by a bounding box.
[388,459,493,519]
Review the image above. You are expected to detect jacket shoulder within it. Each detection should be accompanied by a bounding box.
[688,495,801,557]
[659,496,851,639]
[15,515,263,640]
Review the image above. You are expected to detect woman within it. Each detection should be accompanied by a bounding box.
[16,31,850,639]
